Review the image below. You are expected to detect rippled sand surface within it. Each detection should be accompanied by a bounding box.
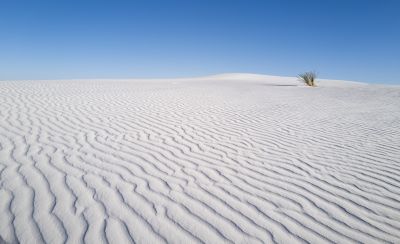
[1,74,399,243]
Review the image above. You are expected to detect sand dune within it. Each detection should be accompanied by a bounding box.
[0,74,399,243]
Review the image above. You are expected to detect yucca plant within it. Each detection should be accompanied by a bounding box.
[299,71,317,86]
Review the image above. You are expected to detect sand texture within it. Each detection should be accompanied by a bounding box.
[0,74,399,243]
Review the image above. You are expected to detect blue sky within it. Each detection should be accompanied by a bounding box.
[0,0,399,84]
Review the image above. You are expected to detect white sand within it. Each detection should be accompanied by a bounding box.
[0,73,399,243]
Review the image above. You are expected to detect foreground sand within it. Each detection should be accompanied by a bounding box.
[0,74,399,243]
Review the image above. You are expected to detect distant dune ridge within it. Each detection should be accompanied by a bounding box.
[0,73,399,243]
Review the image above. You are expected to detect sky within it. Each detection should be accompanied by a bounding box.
[0,0,399,84]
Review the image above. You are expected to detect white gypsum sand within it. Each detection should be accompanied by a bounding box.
[0,73,399,243]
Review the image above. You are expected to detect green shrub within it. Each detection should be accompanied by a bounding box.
[299,72,317,86]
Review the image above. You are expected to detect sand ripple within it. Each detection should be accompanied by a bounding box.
[0,78,399,243]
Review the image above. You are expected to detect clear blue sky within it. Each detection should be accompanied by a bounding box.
[1,0,399,84]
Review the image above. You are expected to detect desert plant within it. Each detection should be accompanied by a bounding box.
[299,71,317,86]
